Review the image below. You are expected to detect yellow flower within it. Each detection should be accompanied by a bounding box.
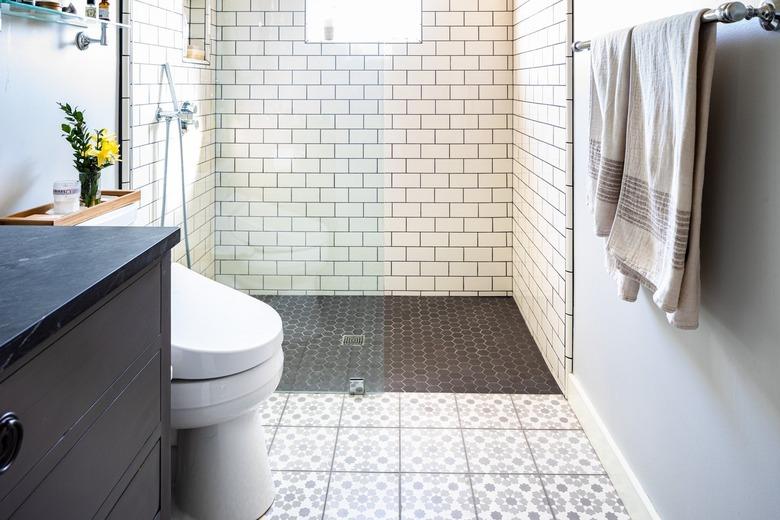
[84,130,121,167]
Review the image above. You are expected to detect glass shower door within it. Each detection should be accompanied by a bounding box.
[248,47,389,394]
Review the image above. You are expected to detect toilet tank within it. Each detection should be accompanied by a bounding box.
[77,202,139,226]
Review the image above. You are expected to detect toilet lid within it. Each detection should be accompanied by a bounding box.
[170,263,283,380]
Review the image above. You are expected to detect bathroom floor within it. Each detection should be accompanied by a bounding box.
[256,296,560,395]
[260,392,629,520]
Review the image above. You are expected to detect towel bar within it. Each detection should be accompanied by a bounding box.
[572,1,779,52]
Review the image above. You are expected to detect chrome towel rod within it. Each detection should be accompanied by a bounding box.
[572,1,780,52]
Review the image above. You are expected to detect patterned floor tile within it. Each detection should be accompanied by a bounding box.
[269,427,338,471]
[256,296,385,394]
[258,295,561,394]
[384,297,560,394]
[513,394,580,430]
[341,393,400,427]
[400,473,476,520]
[462,429,536,474]
[471,474,554,520]
[542,475,630,520]
[333,427,400,472]
[260,393,289,426]
[400,428,468,473]
[280,393,344,427]
[525,430,604,475]
[400,393,460,428]
[295,355,351,393]
[264,471,329,520]
[256,392,624,520]
[323,472,400,520]
[456,394,521,429]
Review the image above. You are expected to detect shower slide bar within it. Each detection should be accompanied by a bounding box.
[571,1,779,52]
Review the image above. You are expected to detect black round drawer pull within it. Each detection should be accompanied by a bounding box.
[0,413,23,474]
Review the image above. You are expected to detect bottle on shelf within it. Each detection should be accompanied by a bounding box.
[98,0,109,20]
[85,0,97,18]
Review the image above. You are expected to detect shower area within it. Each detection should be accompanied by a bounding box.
[129,0,570,396]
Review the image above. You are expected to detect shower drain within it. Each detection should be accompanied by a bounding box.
[341,334,365,346]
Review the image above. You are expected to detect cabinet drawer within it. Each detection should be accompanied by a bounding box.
[10,352,161,519]
[0,265,161,501]
[107,441,161,520]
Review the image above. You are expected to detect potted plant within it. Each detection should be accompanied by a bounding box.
[59,103,120,207]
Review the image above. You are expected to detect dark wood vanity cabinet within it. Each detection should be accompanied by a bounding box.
[0,253,173,520]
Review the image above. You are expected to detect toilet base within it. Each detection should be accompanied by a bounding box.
[174,409,274,520]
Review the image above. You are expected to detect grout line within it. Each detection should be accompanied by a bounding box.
[271,424,582,432]
[398,390,402,518]
[511,395,557,520]
[454,394,480,520]
[266,392,290,453]
[269,468,608,477]
[319,393,346,520]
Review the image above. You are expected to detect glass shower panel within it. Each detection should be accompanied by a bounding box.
[240,43,390,394]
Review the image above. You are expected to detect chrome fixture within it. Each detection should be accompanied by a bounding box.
[156,63,193,269]
[572,1,779,52]
[178,101,199,131]
[349,378,366,396]
[75,23,107,50]
[156,101,199,132]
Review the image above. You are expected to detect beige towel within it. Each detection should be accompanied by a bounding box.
[606,10,717,329]
[587,28,633,238]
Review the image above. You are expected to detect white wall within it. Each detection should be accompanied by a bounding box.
[572,1,780,518]
[0,15,118,215]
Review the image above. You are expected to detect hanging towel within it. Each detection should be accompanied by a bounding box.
[606,10,717,329]
[587,28,633,238]
[587,28,640,301]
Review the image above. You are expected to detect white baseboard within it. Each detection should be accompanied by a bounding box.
[567,374,661,520]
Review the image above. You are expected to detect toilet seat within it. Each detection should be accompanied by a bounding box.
[171,347,284,429]
[171,263,283,380]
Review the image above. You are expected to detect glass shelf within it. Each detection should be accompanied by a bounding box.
[0,0,129,29]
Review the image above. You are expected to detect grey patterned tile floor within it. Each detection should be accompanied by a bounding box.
[255,296,560,394]
[261,392,630,520]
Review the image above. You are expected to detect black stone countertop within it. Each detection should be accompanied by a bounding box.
[0,226,180,378]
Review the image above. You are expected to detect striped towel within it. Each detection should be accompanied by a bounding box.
[606,10,717,329]
[587,28,640,301]
[587,28,633,238]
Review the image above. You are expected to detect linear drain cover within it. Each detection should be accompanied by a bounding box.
[341,334,365,346]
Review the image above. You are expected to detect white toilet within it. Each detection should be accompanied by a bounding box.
[170,264,284,520]
[80,204,284,520]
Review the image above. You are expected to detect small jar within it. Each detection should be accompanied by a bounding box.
[52,180,81,214]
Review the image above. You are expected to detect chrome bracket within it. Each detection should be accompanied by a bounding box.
[709,1,779,30]
[348,378,366,396]
[155,102,199,132]
[75,22,108,50]
[754,1,780,30]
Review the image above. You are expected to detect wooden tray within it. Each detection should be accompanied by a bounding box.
[0,190,141,226]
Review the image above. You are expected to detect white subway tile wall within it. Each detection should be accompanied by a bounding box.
[126,0,218,277]
[213,0,515,295]
[511,0,572,391]
[125,0,574,388]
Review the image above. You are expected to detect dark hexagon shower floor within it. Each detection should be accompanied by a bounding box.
[254,295,561,394]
